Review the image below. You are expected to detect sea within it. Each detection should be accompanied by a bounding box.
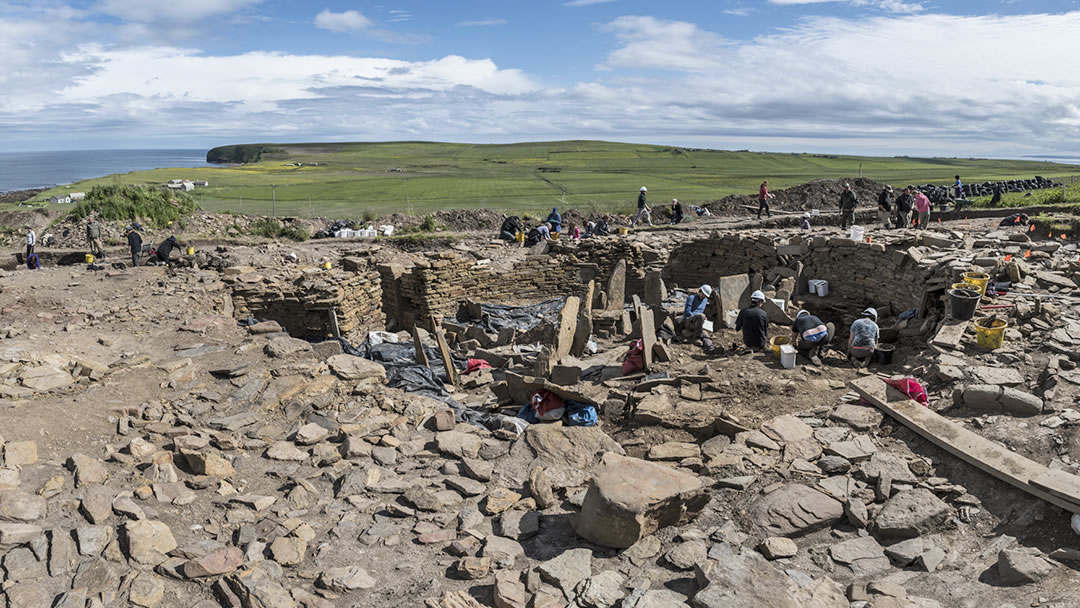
[0,149,211,193]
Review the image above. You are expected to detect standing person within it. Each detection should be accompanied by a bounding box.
[791,309,834,366]
[86,217,104,257]
[126,226,143,267]
[735,290,769,352]
[839,183,858,229]
[953,175,964,200]
[757,181,775,219]
[913,189,932,229]
[25,227,35,259]
[632,186,653,227]
[546,208,562,233]
[847,308,880,368]
[678,284,714,351]
[800,213,811,231]
[877,186,893,229]
[670,199,684,225]
[894,187,914,229]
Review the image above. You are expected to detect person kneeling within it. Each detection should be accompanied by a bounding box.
[678,284,714,351]
[847,308,880,368]
[792,309,834,366]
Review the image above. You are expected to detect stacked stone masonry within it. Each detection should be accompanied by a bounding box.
[227,264,384,339]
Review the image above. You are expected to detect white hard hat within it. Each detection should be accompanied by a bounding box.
[700,284,713,297]
[796,310,810,318]
[640,186,647,192]
[862,307,878,320]
[750,290,765,302]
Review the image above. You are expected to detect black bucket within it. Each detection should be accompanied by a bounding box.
[948,288,981,321]
[874,343,895,365]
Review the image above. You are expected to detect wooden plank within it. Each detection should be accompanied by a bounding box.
[411,324,429,367]
[430,315,458,387]
[931,321,968,350]
[848,376,1080,513]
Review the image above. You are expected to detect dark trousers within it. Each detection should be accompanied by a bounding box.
[796,322,835,357]
[840,210,855,229]
[131,251,141,267]
[757,200,770,219]
[26,245,33,258]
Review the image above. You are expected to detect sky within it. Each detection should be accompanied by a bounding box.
[2,0,1080,157]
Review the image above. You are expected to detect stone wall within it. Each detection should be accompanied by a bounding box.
[379,252,584,329]
[552,238,667,301]
[227,264,384,339]
[664,233,783,288]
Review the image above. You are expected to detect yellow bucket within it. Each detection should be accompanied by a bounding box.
[515,231,525,243]
[551,231,560,240]
[962,272,990,296]
[975,318,1006,350]
[186,246,195,256]
[769,335,792,359]
[85,254,94,264]
[321,262,332,270]
[951,282,980,292]
[618,227,629,235]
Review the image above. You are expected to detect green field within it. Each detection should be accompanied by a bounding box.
[31,141,1080,218]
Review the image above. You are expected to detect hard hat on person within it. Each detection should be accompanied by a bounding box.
[796,310,810,318]
[862,307,878,321]
[640,186,647,192]
[750,290,765,302]
[700,284,712,298]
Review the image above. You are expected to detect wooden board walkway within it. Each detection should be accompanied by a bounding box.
[849,376,1080,513]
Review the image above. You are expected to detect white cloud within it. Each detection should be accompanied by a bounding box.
[314,9,373,32]
[564,0,616,6]
[460,18,508,27]
[769,0,923,12]
[724,8,754,17]
[97,0,263,22]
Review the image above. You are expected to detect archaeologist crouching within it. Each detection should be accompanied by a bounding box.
[678,284,714,351]
[792,309,834,366]
[735,290,769,352]
[847,307,880,368]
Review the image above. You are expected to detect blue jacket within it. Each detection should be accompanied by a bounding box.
[546,209,562,230]
[684,294,708,317]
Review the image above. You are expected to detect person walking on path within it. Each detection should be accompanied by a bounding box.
[913,190,932,229]
[86,217,104,257]
[757,181,775,219]
[735,290,769,352]
[839,183,858,229]
[953,175,964,200]
[877,186,893,229]
[126,226,143,267]
[25,227,35,260]
[894,187,914,229]
[632,186,653,227]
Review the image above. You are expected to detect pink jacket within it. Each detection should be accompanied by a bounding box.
[914,193,931,213]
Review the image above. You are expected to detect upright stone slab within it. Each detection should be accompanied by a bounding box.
[431,318,459,387]
[638,305,656,371]
[606,260,626,312]
[716,274,750,322]
[412,325,429,367]
[571,281,595,357]
[574,452,707,548]
[644,271,665,307]
[554,297,581,362]
[739,273,764,309]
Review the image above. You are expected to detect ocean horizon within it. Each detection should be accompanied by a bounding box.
[0,149,211,193]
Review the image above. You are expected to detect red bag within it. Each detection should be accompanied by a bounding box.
[530,390,566,421]
[621,339,645,375]
[464,358,492,375]
[885,377,929,406]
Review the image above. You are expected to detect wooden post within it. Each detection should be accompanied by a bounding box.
[430,315,458,387]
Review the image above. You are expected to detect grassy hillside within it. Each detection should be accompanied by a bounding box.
[31,141,1080,218]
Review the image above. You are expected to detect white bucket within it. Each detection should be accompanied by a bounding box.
[808,279,829,297]
[810,209,820,216]
[702,320,714,333]
[849,226,865,242]
[725,309,739,328]
[780,344,797,369]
